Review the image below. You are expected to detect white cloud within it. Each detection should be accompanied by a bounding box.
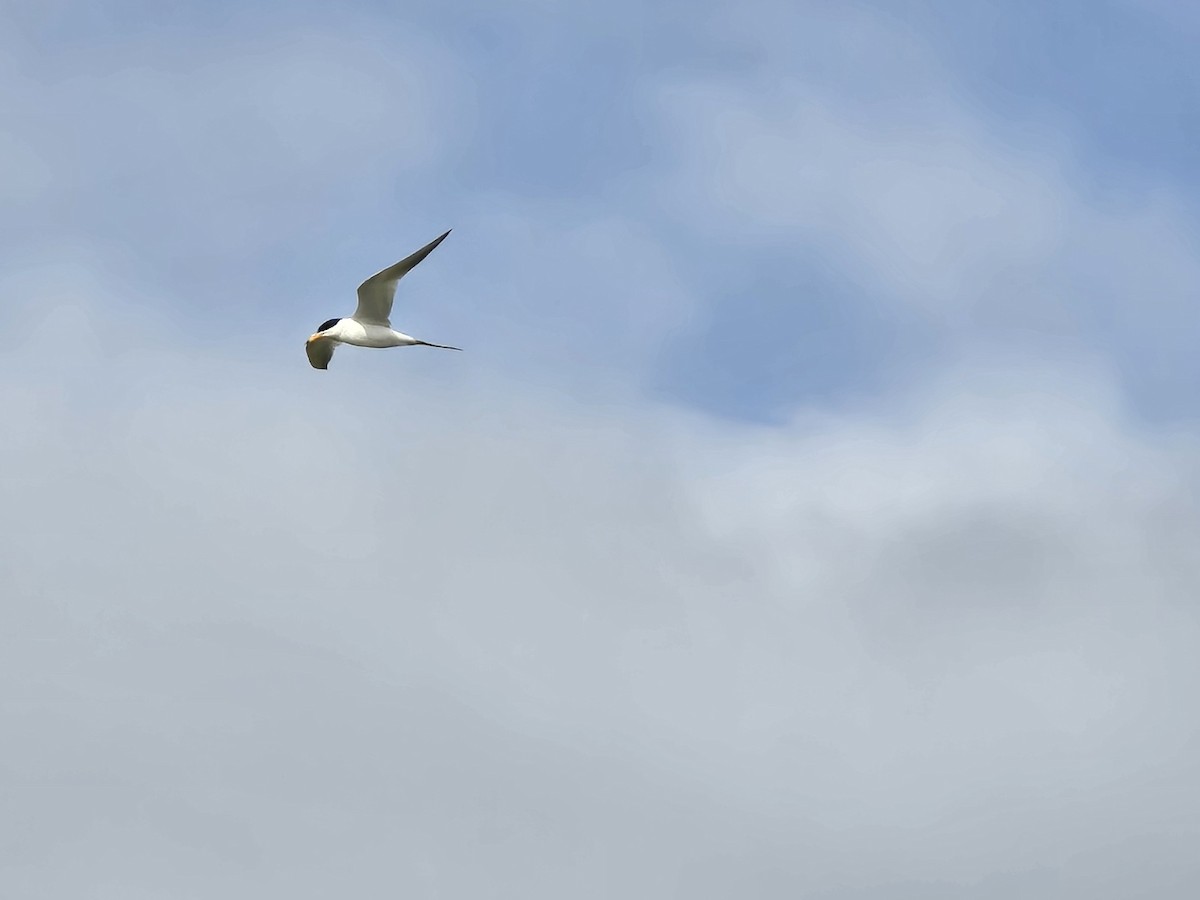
[3,2,1200,896]
[647,2,1200,355]
[0,13,475,259]
[2,274,1198,897]
[0,6,701,390]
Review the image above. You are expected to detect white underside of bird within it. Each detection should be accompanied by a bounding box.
[305,229,461,370]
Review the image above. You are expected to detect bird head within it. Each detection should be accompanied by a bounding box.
[308,317,343,344]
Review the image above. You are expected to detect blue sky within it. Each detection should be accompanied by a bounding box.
[5,0,1199,422]
[3,1,1200,897]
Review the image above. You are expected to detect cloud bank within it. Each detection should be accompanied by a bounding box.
[3,1,1200,897]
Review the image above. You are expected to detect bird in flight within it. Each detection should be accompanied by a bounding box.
[306,229,461,370]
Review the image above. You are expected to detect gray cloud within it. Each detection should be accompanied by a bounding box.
[3,2,1200,896]
[3,286,1199,898]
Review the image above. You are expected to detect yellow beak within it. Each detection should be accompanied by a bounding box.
[306,333,323,344]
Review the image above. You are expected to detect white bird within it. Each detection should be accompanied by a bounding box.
[306,229,461,370]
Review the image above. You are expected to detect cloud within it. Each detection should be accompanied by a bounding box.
[0,4,697,392]
[643,1,1200,418]
[3,275,1199,898]
[0,8,476,272]
[652,65,1193,326]
[3,1,1200,896]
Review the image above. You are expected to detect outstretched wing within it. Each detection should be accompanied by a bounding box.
[306,337,336,370]
[353,229,451,326]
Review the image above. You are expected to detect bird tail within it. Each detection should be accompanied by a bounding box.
[414,340,462,351]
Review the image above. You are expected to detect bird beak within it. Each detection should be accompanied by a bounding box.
[306,333,322,344]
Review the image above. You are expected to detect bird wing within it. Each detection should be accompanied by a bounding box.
[353,229,451,326]
[306,337,336,370]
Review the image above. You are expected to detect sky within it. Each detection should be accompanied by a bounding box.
[2,0,1200,897]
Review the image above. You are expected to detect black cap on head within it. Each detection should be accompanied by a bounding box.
[317,318,341,333]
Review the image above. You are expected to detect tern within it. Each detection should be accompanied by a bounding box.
[306,229,461,370]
